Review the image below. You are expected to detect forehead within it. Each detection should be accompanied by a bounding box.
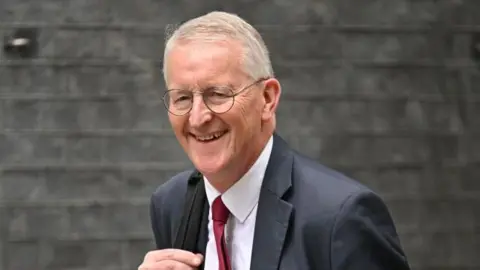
[164,39,246,87]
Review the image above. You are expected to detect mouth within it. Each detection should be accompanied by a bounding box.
[190,130,228,143]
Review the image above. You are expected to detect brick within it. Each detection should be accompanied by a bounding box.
[79,100,126,130]
[463,0,480,25]
[471,139,480,162]
[0,207,5,270]
[344,68,444,96]
[274,65,350,95]
[419,168,458,197]
[223,1,332,25]
[261,27,342,62]
[0,134,15,163]
[450,232,480,267]
[42,241,87,270]
[37,28,57,58]
[371,137,430,164]
[5,241,40,270]
[103,134,188,163]
[0,67,24,93]
[4,100,42,130]
[126,240,156,269]
[105,30,164,60]
[44,169,123,201]
[448,34,473,59]
[336,0,440,26]
[67,66,109,96]
[429,135,465,164]
[105,65,163,96]
[339,33,435,62]
[123,97,176,131]
[39,100,82,130]
[0,170,45,202]
[454,165,480,195]
[107,0,185,25]
[318,135,372,166]
[40,100,124,131]
[369,100,429,132]
[0,101,4,130]
[285,134,324,161]
[471,101,480,132]
[425,102,464,133]
[418,200,453,231]
[0,134,65,164]
[282,100,371,133]
[0,66,68,95]
[32,135,67,163]
[383,199,420,231]
[450,198,480,231]
[0,243,3,270]
[0,0,62,23]
[41,240,123,270]
[65,136,103,163]
[123,169,180,198]
[470,73,480,95]
[276,100,371,137]
[84,241,124,269]
[68,204,150,238]
[61,0,110,23]
[6,207,69,240]
[396,232,425,267]
[368,168,424,196]
[421,232,454,267]
[47,30,105,59]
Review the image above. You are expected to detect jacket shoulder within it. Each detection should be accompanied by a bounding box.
[149,169,194,249]
[152,169,193,201]
[292,152,373,205]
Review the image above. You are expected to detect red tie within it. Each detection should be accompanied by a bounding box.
[212,196,232,270]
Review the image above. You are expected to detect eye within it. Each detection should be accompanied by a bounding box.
[174,95,191,102]
[206,87,232,98]
[169,91,192,103]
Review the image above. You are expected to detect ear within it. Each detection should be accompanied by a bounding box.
[261,78,281,121]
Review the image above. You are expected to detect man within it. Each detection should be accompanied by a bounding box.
[139,11,411,270]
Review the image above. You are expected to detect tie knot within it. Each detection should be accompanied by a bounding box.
[212,196,230,224]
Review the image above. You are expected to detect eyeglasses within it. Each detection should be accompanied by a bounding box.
[162,77,268,116]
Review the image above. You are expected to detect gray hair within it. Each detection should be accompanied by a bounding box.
[163,11,274,84]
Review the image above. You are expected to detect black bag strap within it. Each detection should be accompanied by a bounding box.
[173,170,207,252]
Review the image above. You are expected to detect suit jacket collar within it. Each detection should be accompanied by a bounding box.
[192,133,293,270]
[249,132,294,270]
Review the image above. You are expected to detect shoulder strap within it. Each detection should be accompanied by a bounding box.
[173,170,207,252]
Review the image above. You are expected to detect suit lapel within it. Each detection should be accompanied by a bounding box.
[196,201,209,270]
[249,134,294,270]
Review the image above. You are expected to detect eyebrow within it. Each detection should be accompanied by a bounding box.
[168,82,237,91]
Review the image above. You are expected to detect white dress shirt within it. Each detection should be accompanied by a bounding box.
[203,135,273,270]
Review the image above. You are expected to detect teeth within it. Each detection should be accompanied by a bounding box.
[195,131,225,141]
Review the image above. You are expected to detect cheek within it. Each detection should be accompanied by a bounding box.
[169,116,186,135]
[229,99,262,136]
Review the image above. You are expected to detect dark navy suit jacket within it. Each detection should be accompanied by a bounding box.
[149,134,411,270]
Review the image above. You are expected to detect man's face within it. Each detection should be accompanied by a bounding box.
[164,40,267,176]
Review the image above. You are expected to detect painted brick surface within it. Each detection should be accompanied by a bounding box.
[0,0,479,269]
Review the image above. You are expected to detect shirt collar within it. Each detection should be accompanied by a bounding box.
[204,135,273,223]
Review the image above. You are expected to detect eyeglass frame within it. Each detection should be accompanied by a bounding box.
[162,77,270,116]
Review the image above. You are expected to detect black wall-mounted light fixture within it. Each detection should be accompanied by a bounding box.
[472,33,480,69]
[3,28,38,58]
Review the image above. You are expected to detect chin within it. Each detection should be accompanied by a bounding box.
[190,152,229,176]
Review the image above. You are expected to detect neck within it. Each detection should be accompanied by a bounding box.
[205,131,272,193]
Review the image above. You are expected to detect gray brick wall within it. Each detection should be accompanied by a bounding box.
[0,1,479,269]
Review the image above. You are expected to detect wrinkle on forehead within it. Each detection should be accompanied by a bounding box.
[164,39,248,89]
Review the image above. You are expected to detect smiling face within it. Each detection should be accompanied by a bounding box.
[164,39,279,187]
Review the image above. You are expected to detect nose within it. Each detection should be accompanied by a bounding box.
[188,95,213,128]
